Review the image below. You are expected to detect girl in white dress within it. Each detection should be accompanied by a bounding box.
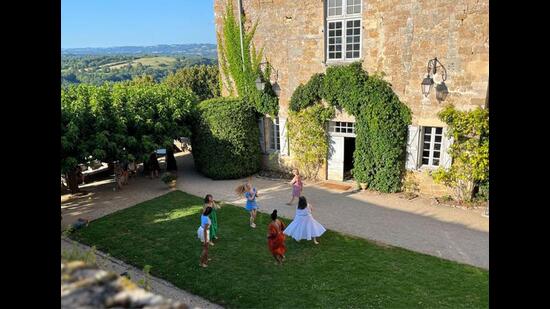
[197,207,212,267]
[283,196,326,244]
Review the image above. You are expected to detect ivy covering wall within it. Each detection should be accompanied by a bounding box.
[216,0,279,116]
[288,62,411,192]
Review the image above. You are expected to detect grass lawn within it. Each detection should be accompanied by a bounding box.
[71,190,488,308]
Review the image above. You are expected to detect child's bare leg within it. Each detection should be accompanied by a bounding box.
[313,237,319,245]
[200,245,209,266]
[286,196,295,205]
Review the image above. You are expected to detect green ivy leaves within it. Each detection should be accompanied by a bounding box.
[288,63,411,192]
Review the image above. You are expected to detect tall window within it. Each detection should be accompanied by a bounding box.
[421,126,443,167]
[326,0,362,61]
[269,117,281,151]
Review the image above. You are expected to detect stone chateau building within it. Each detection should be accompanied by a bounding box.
[214,0,489,197]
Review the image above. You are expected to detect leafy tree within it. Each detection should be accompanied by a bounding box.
[61,83,197,193]
[164,65,220,101]
[432,105,489,202]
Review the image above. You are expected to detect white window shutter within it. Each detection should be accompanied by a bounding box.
[279,117,289,156]
[258,117,265,153]
[405,125,420,170]
[440,127,453,169]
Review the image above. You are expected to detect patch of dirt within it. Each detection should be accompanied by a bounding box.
[318,182,353,191]
[433,197,488,210]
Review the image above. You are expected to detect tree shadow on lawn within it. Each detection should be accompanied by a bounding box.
[72,190,488,309]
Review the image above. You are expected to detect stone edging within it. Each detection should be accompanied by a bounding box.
[61,237,223,309]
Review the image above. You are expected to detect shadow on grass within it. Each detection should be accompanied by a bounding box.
[72,190,488,309]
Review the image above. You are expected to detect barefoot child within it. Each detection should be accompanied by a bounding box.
[267,210,286,264]
[203,194,221,246]
[236,182,259,228]
[286,169,303,205]
[198,206,213,267]
[284,196,326,244]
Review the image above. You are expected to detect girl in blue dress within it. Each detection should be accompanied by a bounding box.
[235,182,259,228]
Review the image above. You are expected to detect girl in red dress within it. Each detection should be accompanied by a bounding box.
[267,210,286,265]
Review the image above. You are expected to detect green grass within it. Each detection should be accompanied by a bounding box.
[72,191,488,308]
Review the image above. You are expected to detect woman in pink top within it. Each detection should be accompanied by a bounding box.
[286,169,303,205]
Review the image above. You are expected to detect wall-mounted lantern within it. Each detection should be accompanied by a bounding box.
[272,82,281,97]
[255,77,265,91]
[421,57,449,102]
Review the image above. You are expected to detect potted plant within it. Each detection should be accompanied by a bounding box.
[359,183,368,191]
[161,173,178,189]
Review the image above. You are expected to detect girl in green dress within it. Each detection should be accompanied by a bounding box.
[203,194,221,246]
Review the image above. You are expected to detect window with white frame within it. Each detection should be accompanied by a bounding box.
[330,121,355,134]
[326,0,362,61]
[421,126,443,167]
[269,117,281,151]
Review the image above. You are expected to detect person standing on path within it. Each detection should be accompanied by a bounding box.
[166,148,178,173]
[284,196,326,245]
[148,152,160,179]
[198,206,213,268]
[203,194,220,246]
[267,210,286,265]
[286,169,303,205]
[236,182,259,228]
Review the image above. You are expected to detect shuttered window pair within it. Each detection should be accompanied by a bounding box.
[406,125,453,170]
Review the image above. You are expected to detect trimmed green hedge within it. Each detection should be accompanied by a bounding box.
[191,97,261,179]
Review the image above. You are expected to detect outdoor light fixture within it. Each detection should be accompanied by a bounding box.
[256,62,279,94]
[421,57,448,101]
[272,82,281,96]
[435,82,449,102]
[421,75,434,97]
[255,76,265,91]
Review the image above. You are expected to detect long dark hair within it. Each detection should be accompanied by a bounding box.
[204,194,213,204]
[298,196,307,209]
[271,209,278,221]
[203,206,213,216]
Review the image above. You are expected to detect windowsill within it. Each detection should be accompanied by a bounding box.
[418,165,441,172]
[325,59,363,66]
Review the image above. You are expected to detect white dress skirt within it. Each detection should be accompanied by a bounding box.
[283,205,326,241]
[197,226,210,243]
[197,215,211,243]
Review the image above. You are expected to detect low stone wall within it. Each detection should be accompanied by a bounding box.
[61,260,189,309]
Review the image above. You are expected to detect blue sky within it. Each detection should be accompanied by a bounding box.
[61,0,216,48]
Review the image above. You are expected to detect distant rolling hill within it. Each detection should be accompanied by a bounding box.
[62,43,218,58]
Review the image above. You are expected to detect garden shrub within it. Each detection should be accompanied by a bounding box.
[432,104,489,202]
[287,105,334,179]
[191,97,261,179]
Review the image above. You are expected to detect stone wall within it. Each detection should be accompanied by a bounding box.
[214,0,488,196]
[61,261,188,309]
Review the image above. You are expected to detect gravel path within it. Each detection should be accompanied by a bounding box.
[62,151,488,270]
